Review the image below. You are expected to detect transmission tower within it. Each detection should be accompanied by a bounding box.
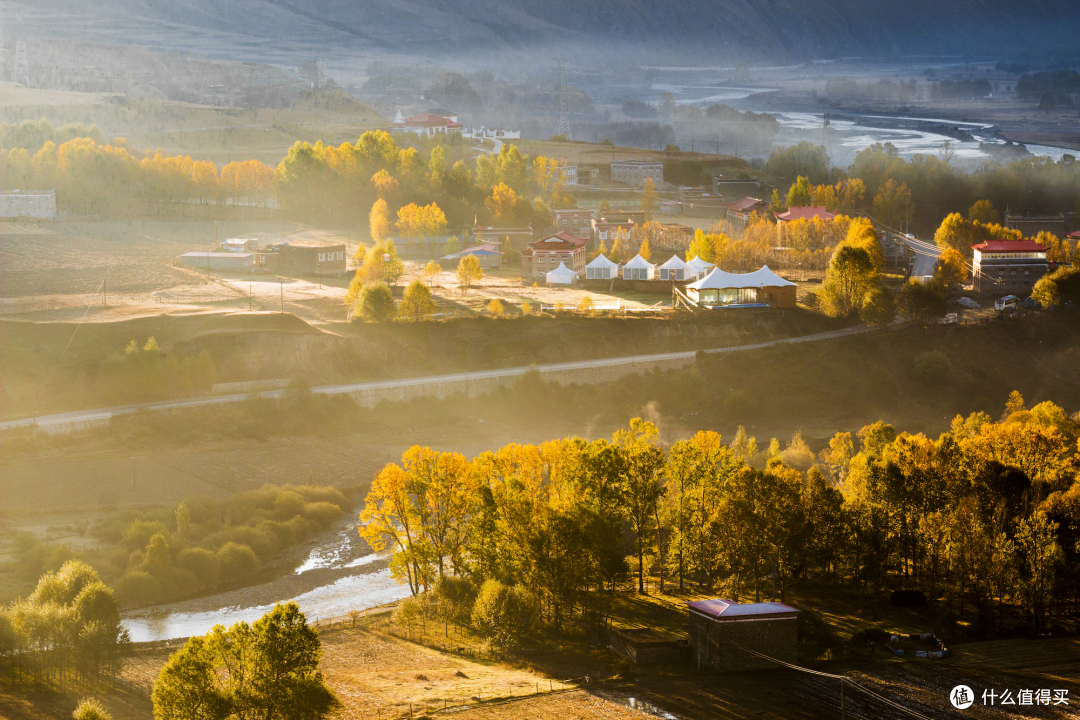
[14,11,30,87]
[555,59,571,140]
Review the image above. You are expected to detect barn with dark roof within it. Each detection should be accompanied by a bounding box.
[687,599,800,672]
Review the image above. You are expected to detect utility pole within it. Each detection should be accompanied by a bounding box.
[249,284,252,311]
[280,278,284,313]
[103,278,107,306]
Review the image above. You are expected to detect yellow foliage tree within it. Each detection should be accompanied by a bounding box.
[370,198,390,243]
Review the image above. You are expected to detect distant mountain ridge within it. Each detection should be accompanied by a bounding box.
[20,0,1080,62]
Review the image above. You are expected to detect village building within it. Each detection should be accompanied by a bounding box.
[603,210,647,225]
[221,238,258,252]
[726,197,769,228]
[271,240,347,277]
[970,239,1049,295]
[558,165,578,185]
[584,253,619,280]
[594,219,634,244]
[440,243,502,270]
[472,225,535,251]
[0,190,57,219]
[685,266,797,308]
[392,111,462,136]
[521,232,588,280]
[552,208,594,238]
[688,599,800,672]
[180,252,255,272]
[611,160,664,186]
[622,254,656,280]
[1005,212,1067,238]
[658,254,691,281]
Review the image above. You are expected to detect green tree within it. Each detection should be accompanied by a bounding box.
[819,245,879,317]
[456,254,483,291]
[786,176,812,207]
[73,698,112,720]
[1014,511,1062,634]
[859,285,896,327]
[152,603,337,720]
[400,279,435,321]
[898,279,947,323]
[356,282,395,322]
[471,580,540,649]
[872,179,913,231]
[766,142,830,184]
[175,502,190,540]
[613,419,667,593]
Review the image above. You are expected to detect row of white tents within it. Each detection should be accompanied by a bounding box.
[577,253,716,283]
[547,251,797,309]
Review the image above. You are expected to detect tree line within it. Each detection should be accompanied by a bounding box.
[360,394,1080,637]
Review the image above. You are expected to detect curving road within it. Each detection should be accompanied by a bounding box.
[903,234,942,278]
[1,324,871,434]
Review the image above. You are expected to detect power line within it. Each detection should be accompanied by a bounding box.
[723,638,935,720]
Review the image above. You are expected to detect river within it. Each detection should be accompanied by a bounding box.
[122,523,411,642]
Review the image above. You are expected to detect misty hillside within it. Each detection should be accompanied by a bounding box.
[18,0,1080,61]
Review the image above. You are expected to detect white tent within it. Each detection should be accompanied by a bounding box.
[658,254,691,281]
[622,253,656,281]
[585,253,619,280]
[546,261,576,285]
[686,265,796,306]
[686,256,716,280]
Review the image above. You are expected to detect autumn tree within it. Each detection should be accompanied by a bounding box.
[872,179,913,231]
[819,244,879,317]
[456,254,483,291]
[423,259,441,287]
[369,198,390,243]
[400,279,435,320]
[641,178,659,218]
[356,282,395,322]
[934,247,967,288]
[968,199,999,224]
[484,182,520,224]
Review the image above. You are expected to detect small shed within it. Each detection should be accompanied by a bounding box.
[686,256,716,280]
[546,261,576,285]
[442,243,503,269]
[688,599,800,672]
[658,254,691,281]
[180,252,254,272]
[622,254,656,281]
[585,253,619,280]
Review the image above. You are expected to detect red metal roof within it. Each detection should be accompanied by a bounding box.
[687,599,800,621]
[774,206,837,222]
[970,240,1048,252]
[395,112,461,128]
[1068,231,1080,239]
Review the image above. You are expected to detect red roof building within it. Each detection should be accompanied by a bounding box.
[688,599,800,672]
[521,232,588,280]
[392,112,463,136]
[971,239,1049,295]
[774,206,837,223]
[726,197,770,228]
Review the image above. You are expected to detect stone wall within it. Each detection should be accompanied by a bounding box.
[1,191,57,219]
[689,612,798,672]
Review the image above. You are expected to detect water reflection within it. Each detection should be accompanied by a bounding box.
[123,568,411,642]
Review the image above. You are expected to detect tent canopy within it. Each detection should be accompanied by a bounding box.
[659,254,689,270]
[686,256,716,273]
[622,253,656,270]
[586,253,619,269]
[687,265,796,290]
[546,261,576,284]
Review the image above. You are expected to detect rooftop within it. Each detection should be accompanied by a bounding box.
[527,232,588,250]
[274,240,345,249]
[612,160,664,166]
[971,240,1049,252]
[774,206,837,222]
[687,599,800,620]
[728,197,767,212]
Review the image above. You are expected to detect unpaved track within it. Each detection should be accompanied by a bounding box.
[0,324,870,433]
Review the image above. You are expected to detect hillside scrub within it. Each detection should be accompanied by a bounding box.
[5,485,350,608]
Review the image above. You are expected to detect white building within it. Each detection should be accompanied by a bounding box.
[686,256,716,280]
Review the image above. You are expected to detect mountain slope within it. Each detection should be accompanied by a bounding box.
[18,0,1080,61]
